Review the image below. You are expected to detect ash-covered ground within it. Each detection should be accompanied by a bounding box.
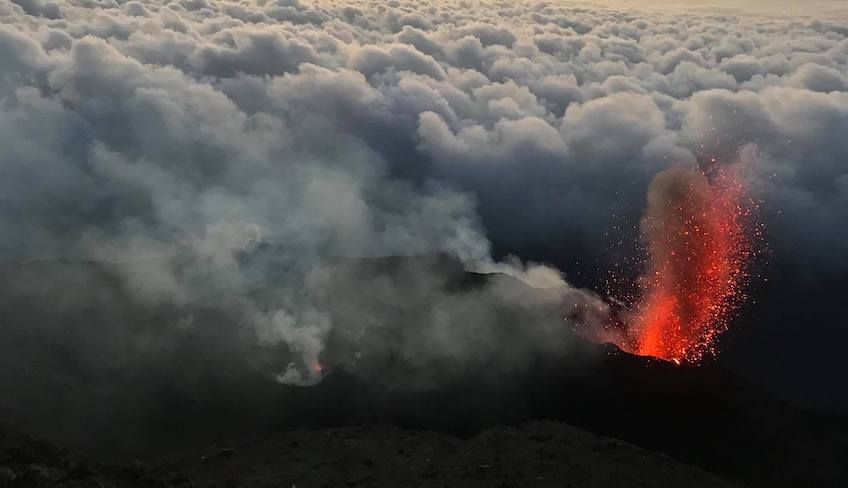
[1,420,743,488]
[173,422,743,488]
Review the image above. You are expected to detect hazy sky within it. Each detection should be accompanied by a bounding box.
[597,0,847,16]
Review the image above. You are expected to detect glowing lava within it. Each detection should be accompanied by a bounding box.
[621,163,756,364]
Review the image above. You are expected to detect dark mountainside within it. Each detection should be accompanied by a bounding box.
[170,421,742,488]
[0,256,846,487]
[0,419,741,488]
[0,423,191,487]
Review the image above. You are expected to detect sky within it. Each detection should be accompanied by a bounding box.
[1,0,847,410]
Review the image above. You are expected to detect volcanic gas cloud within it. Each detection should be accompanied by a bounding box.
[601,163,757,364]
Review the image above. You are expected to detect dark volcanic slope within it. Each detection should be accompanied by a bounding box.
[0,421,739,488]
[276,347,848,488]
[0,424,189,487]
[0,257,846,487]
[172,422,741,488]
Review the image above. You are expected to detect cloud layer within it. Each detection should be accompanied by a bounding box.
[2,0,846,271]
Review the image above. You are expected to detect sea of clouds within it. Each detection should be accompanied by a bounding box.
[2,0,846,269]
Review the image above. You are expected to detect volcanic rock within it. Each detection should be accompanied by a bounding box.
[168,422,742,488]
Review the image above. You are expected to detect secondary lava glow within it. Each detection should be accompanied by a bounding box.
[614,162,757,364]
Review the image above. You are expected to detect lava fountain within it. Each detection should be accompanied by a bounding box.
[618,163,756,364]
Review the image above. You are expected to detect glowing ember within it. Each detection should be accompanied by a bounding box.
[619,163,756,363]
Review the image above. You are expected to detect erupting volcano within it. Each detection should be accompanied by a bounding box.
[599,162,758,364]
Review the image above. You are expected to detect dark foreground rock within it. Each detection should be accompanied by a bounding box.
[169,421,741,488]
[0,420,742,488]
[0,425,189,488]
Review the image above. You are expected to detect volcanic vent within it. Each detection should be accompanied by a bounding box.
[584,162,759,364]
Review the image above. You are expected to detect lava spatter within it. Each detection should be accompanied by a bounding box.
[622,164,756,363]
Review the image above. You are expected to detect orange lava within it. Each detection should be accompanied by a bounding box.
[622,164,755,364]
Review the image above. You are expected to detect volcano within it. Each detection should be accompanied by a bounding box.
[0,256,845,487]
